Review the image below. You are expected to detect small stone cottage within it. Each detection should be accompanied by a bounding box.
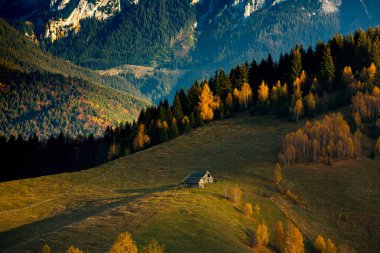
[184,171,213,188]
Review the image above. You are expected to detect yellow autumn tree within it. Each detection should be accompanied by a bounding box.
[258,81,269,103]
[66,246,83,253]
[198,83,218,121]
[324,239,336,253]
[133,124,150,151]
[273,163,283,185]
[142,240,164,253]
[256,223,269,247]
[243,202,253,218]
[108,232,138,253]
[225,93,233,110]
[305,92,316,115]
[283,224,304,253]
[42,244,51,253]
[314,235,326,252]
[233,186,243,205]
[342,66,356,92]
[293,98,304,121]
[239,83,253,109]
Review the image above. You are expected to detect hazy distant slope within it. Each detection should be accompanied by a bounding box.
[0,19,150,139]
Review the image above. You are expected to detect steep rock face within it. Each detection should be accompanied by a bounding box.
[45,0,121,42]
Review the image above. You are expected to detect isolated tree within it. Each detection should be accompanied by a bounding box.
[142,240,164,253]
[42,244,51,253]
[273,163,283,185]
[256,223,269,247]
[314,235,326,252]
[283,224,304,253]
[243,202,253,218]
[233,186,243,205]
[108,232,138,253]
[66,246,83,253]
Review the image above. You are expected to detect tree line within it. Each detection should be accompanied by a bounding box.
[2,27,380,181]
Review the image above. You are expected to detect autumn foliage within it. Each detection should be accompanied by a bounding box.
[281,113,360,166]
[108,232,138,253]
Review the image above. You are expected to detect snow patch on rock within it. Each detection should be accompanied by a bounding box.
[45,0,120,42]
[319,0,341,14]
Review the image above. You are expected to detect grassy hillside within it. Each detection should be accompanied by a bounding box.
[0,113,379,252]
[0,19,150,138]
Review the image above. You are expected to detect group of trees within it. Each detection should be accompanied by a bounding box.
[251,221,304,253]
[314,235,356,253]
[0,66,145,140]
[41,232,164,253]
[280,113,361,167]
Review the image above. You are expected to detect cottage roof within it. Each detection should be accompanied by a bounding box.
[184,171,211,184]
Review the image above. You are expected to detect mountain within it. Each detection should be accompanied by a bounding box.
[0,19,150,139]
[1,0,379,103]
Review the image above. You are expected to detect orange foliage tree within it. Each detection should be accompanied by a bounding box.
[281,113,358,166]
[198,83,219,121]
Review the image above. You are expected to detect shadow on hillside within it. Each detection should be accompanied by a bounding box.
[0,184,175,252]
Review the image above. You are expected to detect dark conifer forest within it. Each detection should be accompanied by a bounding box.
[2,26,380,181]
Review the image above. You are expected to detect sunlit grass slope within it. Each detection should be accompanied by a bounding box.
[0,113,379,252]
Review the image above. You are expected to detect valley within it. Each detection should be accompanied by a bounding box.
[1,113,379,252]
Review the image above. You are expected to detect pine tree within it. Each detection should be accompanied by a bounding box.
[320,46,335,91]
[181,116,191,133]
[169,118,179,139]
[291,47,303,82]
[172,93,184,122]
